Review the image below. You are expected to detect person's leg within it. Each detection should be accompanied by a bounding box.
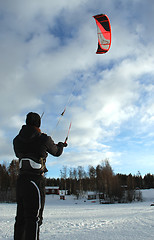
[14,177,25,240]
[14,202,25,240]
[38,176,46,227]
[24,180,41,240]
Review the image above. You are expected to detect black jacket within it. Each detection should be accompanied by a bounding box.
[13,125,64,175]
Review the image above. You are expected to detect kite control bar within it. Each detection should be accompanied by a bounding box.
[64,122,72,144]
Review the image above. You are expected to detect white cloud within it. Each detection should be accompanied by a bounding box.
[47,148,121,170]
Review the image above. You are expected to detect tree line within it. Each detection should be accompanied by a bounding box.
[0,160,19,202]
[47,159,153,203]
[0,159,154,202]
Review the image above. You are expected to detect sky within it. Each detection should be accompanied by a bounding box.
[0,0,154,178]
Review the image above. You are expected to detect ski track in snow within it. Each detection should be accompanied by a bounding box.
[0,195,154,240]
[41,201,154,240]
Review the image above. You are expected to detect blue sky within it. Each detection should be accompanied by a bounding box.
[0,0,154,178]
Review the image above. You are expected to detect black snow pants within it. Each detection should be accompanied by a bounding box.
[14,174,45,240]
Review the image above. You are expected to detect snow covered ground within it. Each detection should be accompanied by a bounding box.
[0,189,154,240]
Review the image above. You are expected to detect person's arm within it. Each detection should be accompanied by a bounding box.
[45,136,67,157]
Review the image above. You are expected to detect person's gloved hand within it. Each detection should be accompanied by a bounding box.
[58,142,68,148]
[63,142,68,147]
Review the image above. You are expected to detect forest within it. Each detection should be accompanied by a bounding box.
[0,159,154,203]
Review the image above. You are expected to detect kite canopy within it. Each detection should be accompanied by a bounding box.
[93,14,111,54]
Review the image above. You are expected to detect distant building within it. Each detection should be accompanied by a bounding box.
[45,186,69,200]
[45,186,59,195]
[87,192,97,200]
[59,190,69,195]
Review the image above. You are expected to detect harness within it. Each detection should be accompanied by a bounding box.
[19,157,47,174]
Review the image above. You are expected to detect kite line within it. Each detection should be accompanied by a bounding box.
[41,14,111,144]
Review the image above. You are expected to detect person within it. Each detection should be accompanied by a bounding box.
[13,112,67,240]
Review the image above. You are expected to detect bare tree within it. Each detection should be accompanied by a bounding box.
[88,165,96,191]
[60,166,67,193]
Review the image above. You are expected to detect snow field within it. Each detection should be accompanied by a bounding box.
[41,198,154,240]
[0,190,154,240]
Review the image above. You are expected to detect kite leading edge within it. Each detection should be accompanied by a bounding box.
[93,14,111,54]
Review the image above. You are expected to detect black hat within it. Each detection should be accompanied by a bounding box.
[26,112,41,128]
